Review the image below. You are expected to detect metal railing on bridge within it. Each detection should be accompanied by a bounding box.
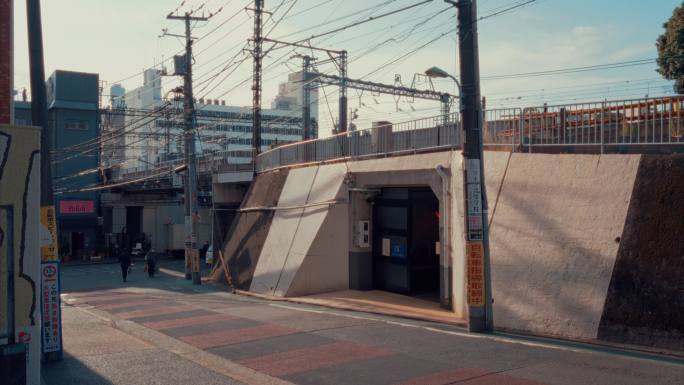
[114,95,684,180]
[484,96,684,150]
[256,113,461,173]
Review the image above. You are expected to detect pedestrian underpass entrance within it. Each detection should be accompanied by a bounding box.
[372,187,441,303]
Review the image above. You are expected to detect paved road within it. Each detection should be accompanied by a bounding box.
[44,259,683,385]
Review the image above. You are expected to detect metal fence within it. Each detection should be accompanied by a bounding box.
[483,96,684,150]
[256,113,460,173]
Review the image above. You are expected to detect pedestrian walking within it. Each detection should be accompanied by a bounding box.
[119,249,131,282]
[200,242,210,262]
[145,250,157,278]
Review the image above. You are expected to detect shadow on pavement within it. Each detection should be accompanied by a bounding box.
[42,352,114,385]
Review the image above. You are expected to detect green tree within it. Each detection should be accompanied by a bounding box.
[657,2,684,94]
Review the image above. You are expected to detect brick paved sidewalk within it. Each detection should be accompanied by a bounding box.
[61,289,683,385]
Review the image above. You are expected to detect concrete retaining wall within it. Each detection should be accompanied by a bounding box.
[219,150,682,349]
[598,154,684,350]
[488,153,641,341]
[210,169,288,289]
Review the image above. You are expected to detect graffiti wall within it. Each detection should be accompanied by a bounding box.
[0,124,41,385]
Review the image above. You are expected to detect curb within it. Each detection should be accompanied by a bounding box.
[234,289,468,327]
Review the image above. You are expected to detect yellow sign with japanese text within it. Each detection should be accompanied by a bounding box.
[466,241,485,306]
[40,206,59,261]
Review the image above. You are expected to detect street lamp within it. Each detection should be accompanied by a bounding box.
[426,66,462,144]
[425,66,462,93]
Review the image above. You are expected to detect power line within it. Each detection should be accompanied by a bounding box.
[481,58,657,80]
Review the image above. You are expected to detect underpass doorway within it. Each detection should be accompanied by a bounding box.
[372,187,441,303]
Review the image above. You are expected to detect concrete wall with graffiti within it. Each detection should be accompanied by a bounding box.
[0,124,41,384]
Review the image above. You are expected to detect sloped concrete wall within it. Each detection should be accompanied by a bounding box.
[488,153,641,340]
[286,201,349,297]
[250,163,348,296]
[211,169,288,289]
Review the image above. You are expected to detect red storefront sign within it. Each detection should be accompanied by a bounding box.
[59,200,94,214]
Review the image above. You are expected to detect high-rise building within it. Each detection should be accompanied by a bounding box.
[272,70,319,137]
[100,84,127,168]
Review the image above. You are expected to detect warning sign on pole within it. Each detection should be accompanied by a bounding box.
[466,241,485,306]
[41,262,63,353]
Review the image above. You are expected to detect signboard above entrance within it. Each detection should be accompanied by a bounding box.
[59,200,94,214]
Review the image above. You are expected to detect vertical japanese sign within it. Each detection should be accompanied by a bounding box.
[40,206,58,261]
[466,241,485,306]
[466,159,483,241]
[40,261,62,353]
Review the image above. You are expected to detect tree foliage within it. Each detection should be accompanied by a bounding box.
[657,2,684,94]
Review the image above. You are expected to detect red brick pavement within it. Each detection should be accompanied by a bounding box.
[142,313,240,330]
[458,374,548,385]
[179,324,299,349]
[237,341,393,377]
[67,291,548,385]
[96,299,165,311]
[116,305,197,320]
[395,368,492,385]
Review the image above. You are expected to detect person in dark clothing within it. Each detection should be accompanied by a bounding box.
[145,250,157,278]
[200,242,210,263]
[119,249,131,282]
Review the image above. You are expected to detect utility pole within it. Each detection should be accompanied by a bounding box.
[26,0,51,205]
[301,55,313,140]
[251,0,264,163]
[167,11,208,285]
[338,50,348,133]
[27,0,63,362]
[450,0,493,332]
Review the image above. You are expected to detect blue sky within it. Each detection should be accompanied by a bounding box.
[13,0,683,135]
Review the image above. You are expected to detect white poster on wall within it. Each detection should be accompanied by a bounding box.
[382,238,390,256]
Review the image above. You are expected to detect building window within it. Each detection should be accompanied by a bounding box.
[65,119,89,130]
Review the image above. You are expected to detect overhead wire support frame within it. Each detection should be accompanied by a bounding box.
[312,72,455,122]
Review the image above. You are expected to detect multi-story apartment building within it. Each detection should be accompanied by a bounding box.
[121,69,317,171]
